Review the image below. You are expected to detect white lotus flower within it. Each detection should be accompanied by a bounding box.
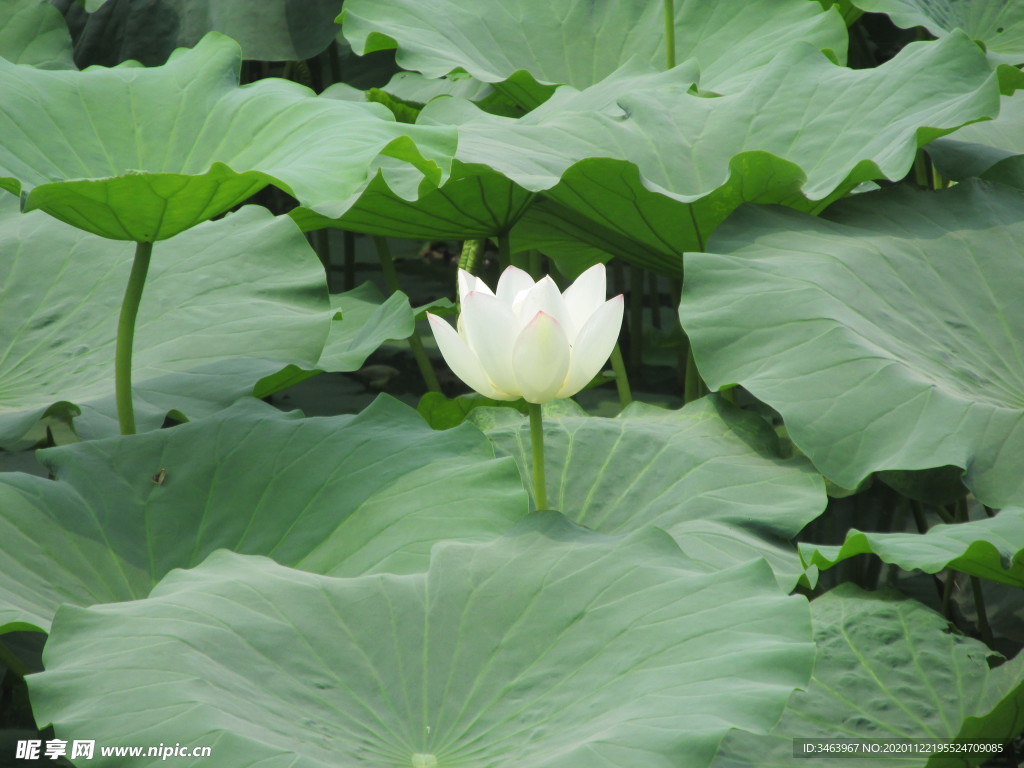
[427,264,624,404]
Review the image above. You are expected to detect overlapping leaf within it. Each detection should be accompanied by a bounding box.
[854,0,1024,66]
[681,181,1024,508]
[342,0,846,107]
[801,509,1024,587]
[470,396,826,586]
[292,162,535,240]
[0,197,329,442]
[0,0,75,69]
[928,90,1024,188]
[78,0,342,62]
[30,515,813,768]
[418,35,996,275]
[712,585,1024,767]
[0,396,527,633]
[0,32,455,240]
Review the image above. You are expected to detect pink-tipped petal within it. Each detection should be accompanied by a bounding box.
[458,269,493,302]
[512,311,571,403]
[495,266,535,306]
[427,313,511,400]
[518,275,574,338]
[562,263,607,336]
[557,294,624,398]
[460,291,522,395]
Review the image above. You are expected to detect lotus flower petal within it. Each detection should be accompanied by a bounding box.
[559,295,625,398]
[460,291,521,395]
[518,276,574,338]
[512,311,571,403]
[427,313,511,400]
[458,269,493,301]
[495,265,535,306]
[430,265,622,403]
[563,263,608,333]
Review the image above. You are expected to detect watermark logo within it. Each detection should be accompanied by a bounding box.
[15,740,211,761]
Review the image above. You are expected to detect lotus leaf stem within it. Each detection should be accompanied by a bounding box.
[610,344,632,407]
[115,240,153,435]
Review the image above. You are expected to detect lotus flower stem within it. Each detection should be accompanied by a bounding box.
[373,236,441,393]
[663,0,676,69]
[528,402,548,510]
[115,240,153,435]
[610,344,632,407]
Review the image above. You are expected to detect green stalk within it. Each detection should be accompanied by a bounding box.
[528,402,548,510]
[609,344,633,407]
[528,249,542,281]
[373,236,441,393]
[499,231,526,271]
[970,576,994,646]
[115,241,154,435]
[458,238,483,275]
[663,0,676,69]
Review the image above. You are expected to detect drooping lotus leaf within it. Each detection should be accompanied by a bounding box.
[853,0,1024,67]
[711,585,1024,767]
[342,0,846,108]
[0,32,456,241]
[0,395,527,633]
[291,161,535,240]
[0,196,329,443]
[680,181,1024,508]
[469,396,826,587]
[0,0,75,69]
[420,34,997,276]
[319,283,415,371]
[928,90,1024,189]
[800,509,1024,587]
[254,282,418,396]
[30,515,814,768]
[77,0,342,62]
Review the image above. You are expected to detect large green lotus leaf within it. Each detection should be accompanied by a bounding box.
[342,0,846,108]
[0,196,329,443]
[77,0,342,62]
[853,0,1024,67]
[0,32,456,241]
[291,161,535,240]
[681,181,1024,508]
[801,509,1024,587]
[422,35,997,276]
[30,516,814,768]
[0,0,75,69]
[469,396,826,587]
[711,585,1024,767]
[0,395,527,633]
